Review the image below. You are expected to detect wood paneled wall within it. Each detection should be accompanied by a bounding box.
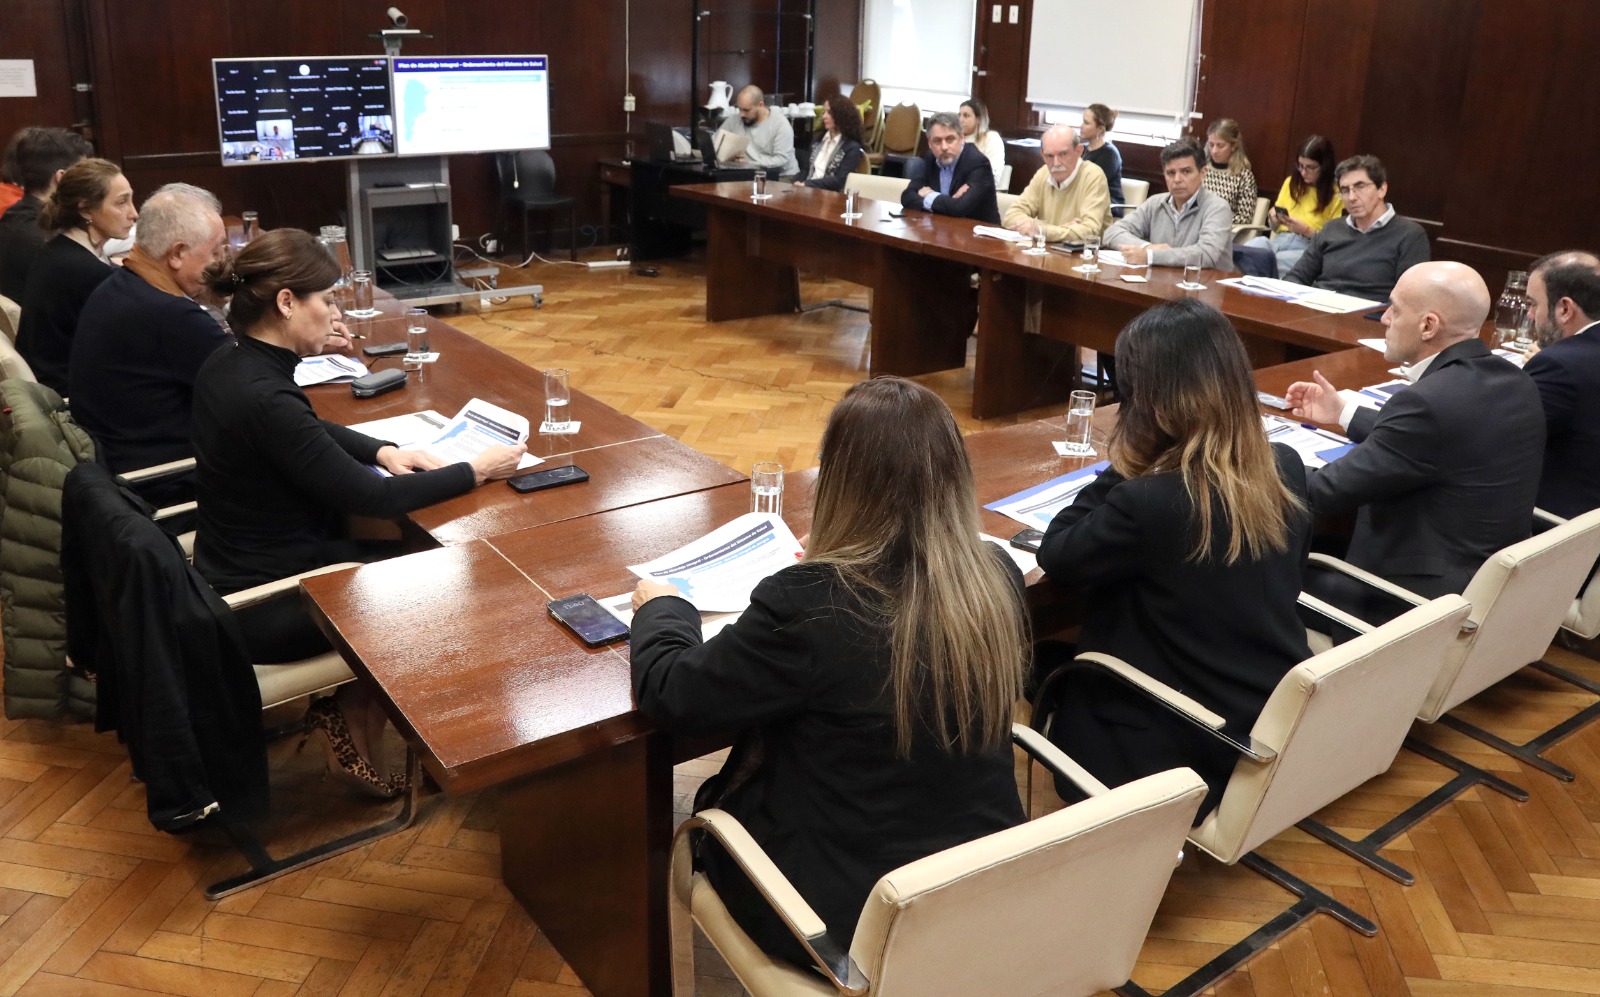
[2,0,859,248]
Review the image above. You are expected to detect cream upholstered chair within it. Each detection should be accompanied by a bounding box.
[1307,508,1600,783]
[994,191,1020,217]
[1120,177,1150,208]
[1535,507,1600,640]
[0,293,19,342]
[998,163,1013,191]
[845,173,911,205]
[668,725,1206,997]
[1034,595,1472,997]
[1232,196,1272,242]
[0,335,34,382]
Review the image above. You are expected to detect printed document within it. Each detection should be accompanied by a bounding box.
[974,225,1030,243]
[1219,276,1380,314]
[294,354,369,386]
[984,462,1111,530]
[713,131,749,163]
[627,513,804,613]
[1264,416,1352,468]
[358,399,541,473]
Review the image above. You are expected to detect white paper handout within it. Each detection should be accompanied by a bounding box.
[627,512,804,613]
[973,225,1030,244]
[1263,416,1352,469]
[594,592,746,644]
[1094,250,1147,269]
[294,354,369,386]
[1219,276,1381,314]
[984,462,1111,530]
[348,410,450,447]
[713,131,749,163]
[417,398,540,469]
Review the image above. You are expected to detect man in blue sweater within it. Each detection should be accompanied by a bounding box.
[1284,155,1430,303]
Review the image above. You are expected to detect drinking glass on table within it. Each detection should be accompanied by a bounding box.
[1024,225,1048,256]
[240,210,259,245]
[1075,236,1101,274]
[404,308,430,362]
[347,270,378,317]
[751,462,784,515]
[752,170,770,200]
[1179,264,1205,291]
[1063,390,1097,456]
[543,368,571,432]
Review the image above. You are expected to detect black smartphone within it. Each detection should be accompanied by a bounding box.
[548,594,629,647]
[887,209,905,218]
[362,342,408,357]
[507,464,590,493]
[1010,529,1045,553]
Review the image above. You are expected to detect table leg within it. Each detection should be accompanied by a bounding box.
[870,250,973,378]
[973,270,1037,419]
[704,210,800,321]
[499,732,674,997]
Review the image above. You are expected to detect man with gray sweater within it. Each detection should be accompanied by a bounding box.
[1285,154,1430,302]
[1103,139,1233,270]
[717,85,798,178]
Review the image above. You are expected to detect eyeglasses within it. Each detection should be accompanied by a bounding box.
[1296,162,1321,173]
[1337,181,1376,197]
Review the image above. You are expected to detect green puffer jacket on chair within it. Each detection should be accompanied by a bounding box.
[1,378,97,719]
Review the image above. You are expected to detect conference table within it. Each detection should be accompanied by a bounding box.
[672,182,1388,418]
[302,297,745,544]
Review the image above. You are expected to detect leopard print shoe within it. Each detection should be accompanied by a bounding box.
[300,697,407,800]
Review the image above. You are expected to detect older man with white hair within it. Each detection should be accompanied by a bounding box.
[1002,124,1111,243]
[1286,261,1545,621]
[69,183,234,497]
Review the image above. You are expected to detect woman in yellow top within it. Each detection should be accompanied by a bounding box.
[1265,135,1344,274]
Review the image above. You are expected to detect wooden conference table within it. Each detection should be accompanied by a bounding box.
[673,181,1386,419]
[301,297,744,544]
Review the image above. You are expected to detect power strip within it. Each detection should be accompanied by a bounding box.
[587,260,630,270]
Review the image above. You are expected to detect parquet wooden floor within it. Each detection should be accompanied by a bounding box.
[4,250,1600,994]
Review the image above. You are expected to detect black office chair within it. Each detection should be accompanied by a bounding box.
[495,150,578,261]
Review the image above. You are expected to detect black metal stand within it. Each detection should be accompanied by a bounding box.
[1114,852,1376,997]
[205,748,421,900]
[1434,659,1600,782]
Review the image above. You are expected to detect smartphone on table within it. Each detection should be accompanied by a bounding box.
[548,594,630,647]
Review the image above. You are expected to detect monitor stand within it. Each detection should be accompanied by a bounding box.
[346,156,543,309]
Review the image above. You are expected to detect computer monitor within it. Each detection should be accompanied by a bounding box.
[213,56,396,165]
[392,56,551,156]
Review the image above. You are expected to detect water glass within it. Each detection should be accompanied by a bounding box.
[1063,390,1096,456]
[1180,264,1205,290]
[240,210,259,244]
[347,270,376,317]
[1025,227,1048,256]
[843,189,859,219]
[404,308,429,361]
[1514,313,1535,352]
[752,170,768,199]
[751,462,783,515]
[1076,236,1101,273]
[543,368,571,431]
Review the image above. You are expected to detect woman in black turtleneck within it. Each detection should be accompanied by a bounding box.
[191,228,525,796]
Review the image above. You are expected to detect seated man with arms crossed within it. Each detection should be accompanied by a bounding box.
[1286,261,1544,623]
[1284,154,1430,302]
[1522,250,1600,518]
[69,183,233,504]
[1002,123,1112,243]
[0,127,93,303]
[717,85,798,179]
[899,111,1000,224]
[1102,139,1232,270]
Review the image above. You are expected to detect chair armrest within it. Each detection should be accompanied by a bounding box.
[1075,653,1279,763]
[1296,591,1374,635]
[1011,723,1110,797]
[1535,507,1568,527]
[1307,553,1428,608]
[120,456,197,484]
[1232,224,1269,240]
[222,562,363,612]
[152,500,197,522]
[678,811,869,995]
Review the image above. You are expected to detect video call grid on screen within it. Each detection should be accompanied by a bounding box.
[214,56,397,165]
[392,56,551,157]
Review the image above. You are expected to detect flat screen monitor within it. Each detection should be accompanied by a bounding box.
[214,56,396,165]
[392,56,550,156]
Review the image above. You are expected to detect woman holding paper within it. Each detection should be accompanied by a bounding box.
[1034,299,1313,816]
[629,377,1029,967]
[191,228,525,796]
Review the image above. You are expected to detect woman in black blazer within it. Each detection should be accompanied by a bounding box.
[1036,299,1313,817]
[794,94,866,192]
[630,377,1029,967]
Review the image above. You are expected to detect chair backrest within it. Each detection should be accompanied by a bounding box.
[852,151,872,175]
[497,149,558,199]
[848,768,1205,997]
[846,173,911,204]
[1419,508,1600,720]
[998,163,1013,191]
[1122,177,1150,207]
[1191,595,1472,864]
[0,333,34,382]
[996,192,1020,218]
[854,80,882,129]
[883,103,922,155]
[1249,196,1270,227]
[0,294,19,342]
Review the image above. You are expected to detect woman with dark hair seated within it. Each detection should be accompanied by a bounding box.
[1262,134,1344,274]
[1036,298,1313,816]
[191,228,526,796]
[794,94,866,191]
[630,377,1029,966]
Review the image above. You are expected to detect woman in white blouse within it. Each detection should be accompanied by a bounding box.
[794,95,866,191]
[960,98,1006,186]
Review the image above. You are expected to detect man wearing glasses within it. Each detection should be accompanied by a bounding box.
[1284,154,1430,302]
[1001,124,1112,243]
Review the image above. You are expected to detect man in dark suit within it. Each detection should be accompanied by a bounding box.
[900,111,999,224]
[1287,261,1545,619]
[1523,251,1600,519]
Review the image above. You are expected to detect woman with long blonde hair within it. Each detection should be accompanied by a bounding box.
[1036,298,1311,815]
[631,376,1028,965]
[1202,117,1259,224]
